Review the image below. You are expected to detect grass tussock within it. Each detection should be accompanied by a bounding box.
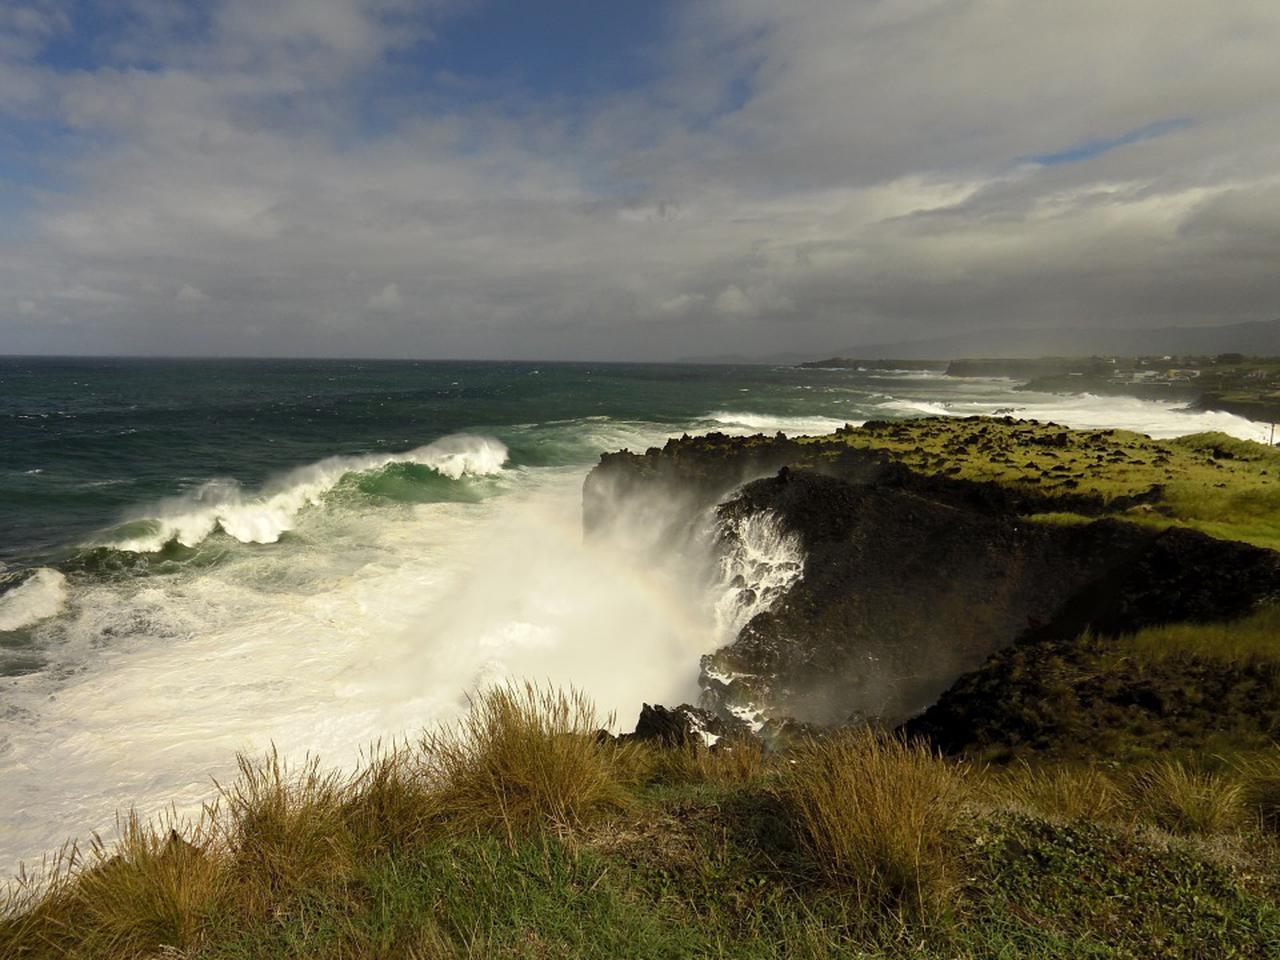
[422,683,635,837]
[990,762,1122,823]
[1229,748,1280,831]
[1127,759,1248,835]
[776,728,967,920]
[219,749,357,908]
[1116,603,1280,664]
[0,814,224,960]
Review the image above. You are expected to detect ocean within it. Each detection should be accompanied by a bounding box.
[0,356,1269,872]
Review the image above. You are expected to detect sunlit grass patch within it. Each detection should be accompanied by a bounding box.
[802,418,1280,549]
[422,683,636,838]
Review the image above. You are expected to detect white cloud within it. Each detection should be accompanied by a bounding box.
[713,285,754,318]
[176,284,207,303]
[1,0,1279,358]
[17,299,36,314]
[658,293,704,315]
[367,282,402,312]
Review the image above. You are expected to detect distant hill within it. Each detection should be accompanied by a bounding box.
[831,318,1280,362]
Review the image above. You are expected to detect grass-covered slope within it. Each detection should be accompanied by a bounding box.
[6,686,1280,960]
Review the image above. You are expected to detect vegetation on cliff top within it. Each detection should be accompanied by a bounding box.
[793,417,1280,550]
[6,685,1280,959]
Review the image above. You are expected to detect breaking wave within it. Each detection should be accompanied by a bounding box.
[704,410,854,436]
[0,568,69,633]
[96,434,509,553]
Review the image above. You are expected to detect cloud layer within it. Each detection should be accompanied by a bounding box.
[3,0,1280,359]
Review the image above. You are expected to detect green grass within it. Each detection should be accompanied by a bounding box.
[1116,605,1280,664]
[798,419,1280,550]
[8,687,1280,958]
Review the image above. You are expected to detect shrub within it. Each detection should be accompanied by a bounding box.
[1127,760,1247,834]
[423,683,632,838]
[776,728,966,920]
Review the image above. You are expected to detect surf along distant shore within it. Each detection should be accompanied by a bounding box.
[800,353,1280,426]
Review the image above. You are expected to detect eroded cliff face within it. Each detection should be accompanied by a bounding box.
[585,422,1280,738]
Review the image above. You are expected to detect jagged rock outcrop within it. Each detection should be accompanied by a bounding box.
[625,703,734,746]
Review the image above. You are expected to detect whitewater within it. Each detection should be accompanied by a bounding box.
[0,358,1271,874]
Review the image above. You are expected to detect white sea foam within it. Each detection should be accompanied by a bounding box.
[0,569,69,632]
[877,392,1271,443]
[705,410,854,436]
[704,508,806,733]
[101,434,509,552]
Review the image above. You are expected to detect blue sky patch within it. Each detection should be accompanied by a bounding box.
[1027,118,1194,166]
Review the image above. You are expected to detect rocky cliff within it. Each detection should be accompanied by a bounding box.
[586,418,1280,751]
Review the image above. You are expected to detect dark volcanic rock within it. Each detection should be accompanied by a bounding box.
[704,469,1170,725]
[626,703,736,746]
[905,632,1280,759]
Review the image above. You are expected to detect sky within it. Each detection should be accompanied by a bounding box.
[2,0,1279,361]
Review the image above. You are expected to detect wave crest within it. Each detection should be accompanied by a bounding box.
[0,569,69,632]
[99,434,509,553]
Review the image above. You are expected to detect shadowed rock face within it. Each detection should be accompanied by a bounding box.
[708,469,1280,727]
[586,423,1280,737]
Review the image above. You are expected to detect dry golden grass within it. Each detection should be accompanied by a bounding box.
[422,683,635,838]
[776,729,967,920]
[218,749,357,910]
[0,813,225,960]
[1127,760,1248,835]
[340,741,439,856]
[989,762,1122,823]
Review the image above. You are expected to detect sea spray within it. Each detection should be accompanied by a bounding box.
[712,510,804,642]
[0,463,732,872]
[705,509,806,730]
